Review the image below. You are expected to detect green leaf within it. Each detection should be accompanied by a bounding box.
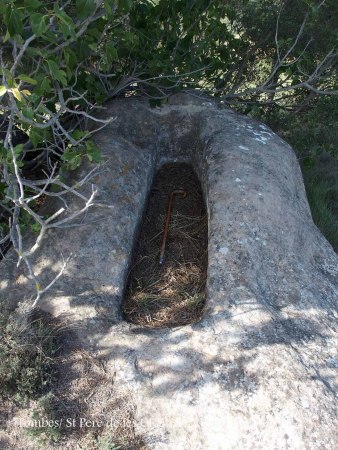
[17,74,37,85]
[34,77,52,96]
[123,31,138,45]
[0,86,7,96]
[8,144,23,168]
[3,30,11,43]
[54,5,76,38]
[69,155,82,170]
[24,0,42,11]
[13,144,24,159]
[56,70,67,86]
[30,13,47,37]
[72,130,87,140]
[88,43,97,51]
[47,59,59,76]
[61,150,83,170]
[104,0,113,16]
[85,141,101,163]
[105,41,118,61]
[30,128,41,148]
[76,40,91,59]
[29,128,50,148]
[31,221,42,233]
[0,68,12,88]
[22,107,34,120]
[46,60,67,86]
[5,7,23,37]
[76,0,96,20]
[118,0,132,12]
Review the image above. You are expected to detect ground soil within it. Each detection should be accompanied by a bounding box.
[0,323,146,450]
[122,163,208,328]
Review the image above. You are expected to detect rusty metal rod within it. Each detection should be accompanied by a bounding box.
[159,189,187,265]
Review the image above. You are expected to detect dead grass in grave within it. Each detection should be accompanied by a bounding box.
[123,163,208,328]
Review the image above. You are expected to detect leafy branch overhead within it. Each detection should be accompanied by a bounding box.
[0,0,337,305]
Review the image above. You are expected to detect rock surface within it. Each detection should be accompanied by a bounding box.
[1,92,337,449]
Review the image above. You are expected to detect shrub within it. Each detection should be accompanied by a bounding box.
[0,310,59,403]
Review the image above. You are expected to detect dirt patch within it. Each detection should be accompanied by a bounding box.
[122,163,208,328]
[1,324,146,450]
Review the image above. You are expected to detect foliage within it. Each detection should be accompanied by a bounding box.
[25,393,63,446]
[253,95,338,251]
[0,310,58,403]
[305,174,338,250]
[1,0,335,163]
[96,435,121,450]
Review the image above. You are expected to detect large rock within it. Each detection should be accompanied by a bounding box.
[1,93,337,449]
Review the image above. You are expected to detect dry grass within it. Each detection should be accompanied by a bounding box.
[46,349,145,450]
[123,163,208,328]
[1,316,145,450]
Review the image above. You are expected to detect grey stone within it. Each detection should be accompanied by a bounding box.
[0,92,337,449]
